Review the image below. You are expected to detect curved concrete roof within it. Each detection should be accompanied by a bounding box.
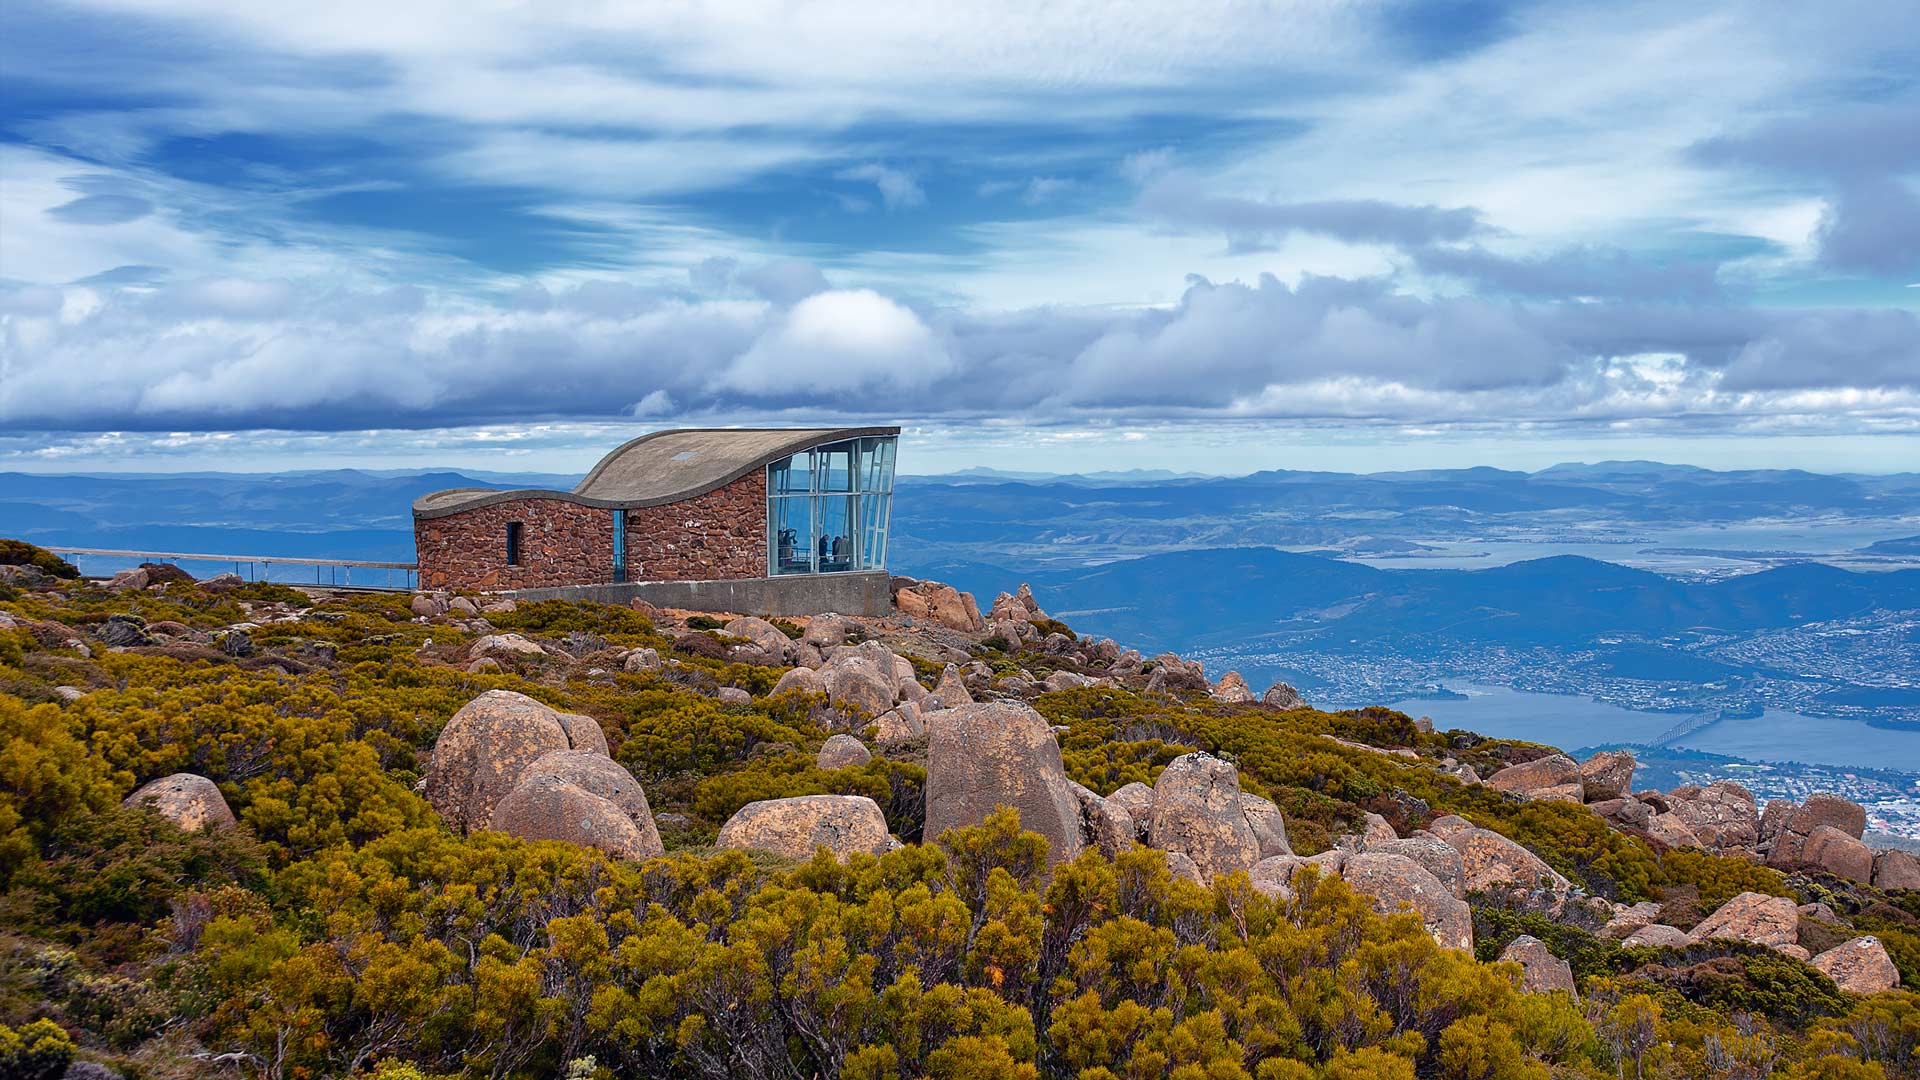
[413,426,899,518]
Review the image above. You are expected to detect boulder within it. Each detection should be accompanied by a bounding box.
[1014,582,1049,620]
[716,795,898,862]
[96,616,153,648]
[1499,935,1576,995]
[1801,901,1840,923]
[489,775,655,859]
[1430,817,1570,893]
[471,633,546,658]
[1579,751,1636,802]
[933,663,973,707]
[1164,851,1206,886]
[503,750,663,857]
[1108,782,1156,842]
[818,734,872,770]
[802,613,850,648]
[870,703,926,748]
[717,686,752,704]
[623,647,661,673]
[1148,752,1260,881]
[106,567,149,592]
[1361,812,1398,845]
[826,661,894,718]
[1261,682,1305,709]
[1365,833,1468,898]
[1811,937,1901,995]
[1800,825,1874,882]
[923,701,1085,864]
[448,596,479,616]
[1342,853,1474,951]
[725,617,793,659]
[1069,781,1136,857]
[1044,671,1097,692]
[772,666,824,697]
[425,690,572,834]
[1759,799,1795,849]
[1790,792,1868,840]
[1874,849,1920,891]
[1688,892,1799,950]
[1240,793,1293,859]
[1486,754,1582,798]
[1646,812,1702,850]
[1603,902,1665,940]
[1667,781,1758,852]
[1622,924,1691,948]
[553,712,609,756]
[1591,798,1652,829]
[1250,856,1306,900]
[122,773,235,832]
[1211,672,1256,704]
[410,594,446,617]
[893,580,986,632]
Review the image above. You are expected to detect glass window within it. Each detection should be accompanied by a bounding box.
[769,452,812,495]
[770,496,812,575]
[817,493,855,572]
[506,522,522,566]
[612,509,627,583]
[817,443,854,492]
[767,435,896,575]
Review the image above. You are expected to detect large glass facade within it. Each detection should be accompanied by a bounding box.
[768,435,895,576]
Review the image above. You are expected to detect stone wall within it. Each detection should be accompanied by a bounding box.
[414,471,769,591]
[416,497,614,591]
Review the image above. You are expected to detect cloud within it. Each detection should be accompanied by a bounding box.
[1137,172,1486,253]
[837,164,926,211]
[46,193,154,225]
[724,289,950,396]
[1815,177,1920,275]
[1410,244,1726,301]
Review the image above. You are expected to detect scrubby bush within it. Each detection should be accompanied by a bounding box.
[0,539,79,579]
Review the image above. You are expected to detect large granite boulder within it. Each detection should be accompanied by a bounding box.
[1811,937,1901,994]
[893,580,985,632]
[1875,850,1920,891]
[1603,902,1665,940]
[1428,816,1570,893]
[934,664,973,707]
[1772,793,1870,868]
[869,702,926,748]
[1688,892,1799,950]
[123,773,236,832]
[553,712,609,757]
[1069,781,1136,857]
[772,666,825,697]
[1240,793,1293,859]
[1800,825,1874,882]
[724,617,793,660]
[470,633,546,658]
[1646,812,1703,850]
[1261,682,1304,709]
[1590,798,1652,829]
[1365,833,1468,898]
[1210,672,1256,704]
[491,774,656,859]
[1579,751,1636,802]
[924,701,1085,864]
[1148,752,1260,881]
[802,613,851,648]
[1342,853,1474,951]
[1500,935,1577,995]
[1486,754,1582,799]
[1759,799,1795,849]
[825,660,895,718]
[507,749,663,856]
[716,795,898,862]
[1623,924,1691,948]
[425,690,573,835]
[1108,782,1156,843]
[1667,781,1759,852]
[817,733,872,770]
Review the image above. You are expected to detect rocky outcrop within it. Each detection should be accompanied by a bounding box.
[1810,937,1901,994]
[893,580,986,632]
[1241,793,1293,859]
[825,661,894,718]
[425,690,579,834]
[1578,751,1636,802]
[924,701,1085,864]
[716,795,898,862]
[1603,902,1664,940]
[724,617,793,661]
[1500,935,1576,995]
[1874,849,1920,891]
[1210,672,1256,704]
[1069,782,1136,858]
[1148,752,1260,881]
[1261,682,1305,709]
[1666,781,1759,852]
[1590,798,1651,829]
[869,703,925,747]
[505,749,662,853]
[1486,754,1582,800]
[123,773,236,832]
[1623,924,1691,948]
[553,712,609,756]
[772,666,824,697]
[1428,815,1570,893]
[1800,825,1873,882]
[488,775,652,859]
[1364,833,1468,898]
[1342,853,1474,951]
[817,734,872,770]
[1645,812,1702,849]
[1688,892,1799,950]
[933,664,972,707]
[1107,783,1156,842]
[1770,793,1868,868]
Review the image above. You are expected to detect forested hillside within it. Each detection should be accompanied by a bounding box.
[1,543,1916,1079]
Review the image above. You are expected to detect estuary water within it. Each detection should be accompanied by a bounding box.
[1388,682,1920,772]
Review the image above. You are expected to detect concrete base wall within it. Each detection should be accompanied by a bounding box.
[501,570,893,618]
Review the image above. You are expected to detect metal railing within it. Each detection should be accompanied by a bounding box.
[51,546,418,591]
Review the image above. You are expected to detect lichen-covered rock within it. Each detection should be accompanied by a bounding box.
[1590,797,1652,829]
[1688,892,1799,950]
[1811,936,1901,994]
[488,775,654,859]
[725,617,793,659]
[924,701,1085,864]
[772,666,824,696]
[802,613,850,648]
[410,594,446,617]
[1361,812,1398,845]
[1800,825,1874,882]
[1759,798,1795,848]
[826,661,894,718]
[1579,750,1636,802]
[1069,781,1135,857]
[1789,792,1867,841]
[1603,902,1665,940]
[717,795,897,862]
[1211,671,1256,704]
[1148,752,1260,881]
[1342,853,1474,951]
[1365,833,1468,898]
[1500,935,1576,995]
[818,733,872,770]
[1646,812,1703,849]
[425,690,572,835]
[933,663,972,707]
[122,773,235,832]
[1622,924,1691,948]
[470,633,546,658]
[500,749,663,857]
[1430,816,1570,893]
[1108,782,1156,843]
[1667,781,1759,852]
[869,702,925,747]
[1261,682,1304,709]
[1486,754,1581,798]
[1874,849,1920,891]
[893,580,985,632]
[622,647,661,673]
[553,711,609,756]
[1240,793,1292,859]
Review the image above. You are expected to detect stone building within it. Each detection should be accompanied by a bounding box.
[412,426,899,614]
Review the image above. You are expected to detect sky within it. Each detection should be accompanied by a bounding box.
[1,0,1918,476]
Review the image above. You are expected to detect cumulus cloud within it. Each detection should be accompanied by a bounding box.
[724,289,951,397]
[837,164,926,211]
